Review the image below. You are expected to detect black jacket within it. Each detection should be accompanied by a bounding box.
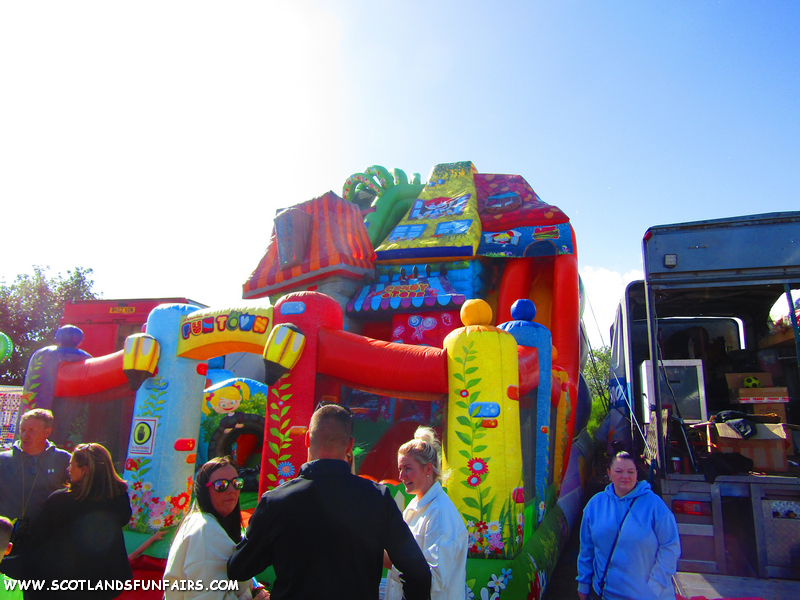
[228,459,431,600]
[28,488,133,599]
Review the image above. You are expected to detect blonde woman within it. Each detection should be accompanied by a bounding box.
[385,427,468,600]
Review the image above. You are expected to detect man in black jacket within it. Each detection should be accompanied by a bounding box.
[228,404,431,600]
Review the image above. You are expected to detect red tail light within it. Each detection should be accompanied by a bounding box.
[673,500,712,516]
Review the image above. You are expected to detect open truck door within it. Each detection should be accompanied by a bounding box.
[613,212,800,594]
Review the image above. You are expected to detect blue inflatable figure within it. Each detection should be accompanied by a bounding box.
[498,299,552,528]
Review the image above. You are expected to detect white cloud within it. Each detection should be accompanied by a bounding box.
[580,266,643,350]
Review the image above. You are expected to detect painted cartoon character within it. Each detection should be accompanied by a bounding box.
[410,194,470,220]
[492,231,515,244]
[421,197,453,219]
[204,382,249,433]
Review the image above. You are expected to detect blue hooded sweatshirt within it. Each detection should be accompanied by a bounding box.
[577,481,680,600]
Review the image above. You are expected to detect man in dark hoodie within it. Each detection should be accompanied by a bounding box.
[0,409,70,578]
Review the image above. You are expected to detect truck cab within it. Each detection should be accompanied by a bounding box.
[608,212,800,588]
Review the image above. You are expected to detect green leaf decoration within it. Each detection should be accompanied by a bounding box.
[458,450,471,459]
[485,496,495,516]
[465,355,476,362]
[270,402,279,410]
[268,459,278,468]
[453,372,464,382]
[459,466,472,476]
[455,401,468,409]
[456,416,472,428]
[465,367,478,374]
[280,406,290,417]
[455,431,472,445]
[469,391,481,402]
[462,496,480,509]
[269,441,279,454]
[462,513,479,523]
[474,432,485,439]
[280,394,292,401]
[269,413,280,421]
[278,455,291,461]
[267,473,277,481]
[279,383,291,390]
[269,428,281,437]
[138,467,150,477]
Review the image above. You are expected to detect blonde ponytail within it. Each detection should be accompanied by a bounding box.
[398,426,446,483]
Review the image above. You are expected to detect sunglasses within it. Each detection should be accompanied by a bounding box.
[206,477,244,492]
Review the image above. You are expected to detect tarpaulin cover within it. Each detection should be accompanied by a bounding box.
[243,191,375,299]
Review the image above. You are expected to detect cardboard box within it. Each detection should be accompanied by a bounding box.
[735,387,790,404]
[753,403,787,423]
[714,422,788,472]
[726,372,773,400]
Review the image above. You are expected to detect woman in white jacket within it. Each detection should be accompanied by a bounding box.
[164,457,269,600]
[385,427,468,600]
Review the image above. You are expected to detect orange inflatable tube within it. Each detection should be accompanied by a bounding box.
[317,329,448,394]
[54,351,128,397]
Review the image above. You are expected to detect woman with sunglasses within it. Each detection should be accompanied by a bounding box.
[164,457,269,599]
[26,443,132,598]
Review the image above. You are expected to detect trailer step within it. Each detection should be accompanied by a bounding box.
[674,572,800,600]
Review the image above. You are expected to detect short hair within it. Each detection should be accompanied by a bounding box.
[309,404,353,453]
[609,450,637,469]
[20,409,54,430]
[0,517,13,549]
[398,426,444,483]
[192,457,242,543]
[69,443,127,502]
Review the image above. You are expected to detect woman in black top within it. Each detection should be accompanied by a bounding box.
[29,443,132,598]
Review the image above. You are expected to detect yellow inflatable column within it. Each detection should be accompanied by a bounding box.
[444,299,523,559]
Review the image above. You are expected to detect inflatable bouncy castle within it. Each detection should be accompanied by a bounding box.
[20,161,593,600]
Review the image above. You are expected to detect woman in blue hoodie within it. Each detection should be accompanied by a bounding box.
[577,452,680,600]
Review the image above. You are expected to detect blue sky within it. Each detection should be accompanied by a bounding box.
[2,1,798,348]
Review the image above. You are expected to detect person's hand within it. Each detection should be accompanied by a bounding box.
[149,529,166,542]
[252,588,269,600]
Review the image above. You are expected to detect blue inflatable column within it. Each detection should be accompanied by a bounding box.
[123,303,204,532]
[498,299,552,533]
